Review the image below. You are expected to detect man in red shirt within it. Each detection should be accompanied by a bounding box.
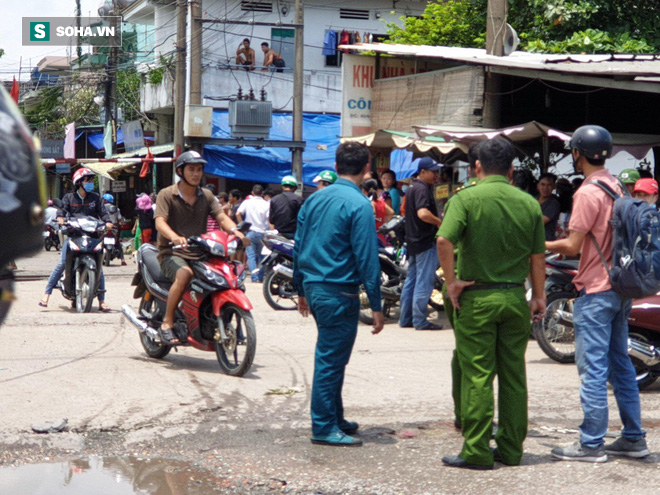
[546,125,648,462]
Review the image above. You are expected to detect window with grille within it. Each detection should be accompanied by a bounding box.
[241,1,273,12]
[339,8,370,20]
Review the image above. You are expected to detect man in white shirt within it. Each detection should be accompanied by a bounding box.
[237,184,270,282]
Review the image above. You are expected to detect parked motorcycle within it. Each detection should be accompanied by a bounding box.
[533,254,660,390]
[57,216,107,313]
[121,223,256,377]
[532,254,579,363]
[358,216,445,324]
[260,232,297,310]
[358,216,408,325]
[43,223,62,251]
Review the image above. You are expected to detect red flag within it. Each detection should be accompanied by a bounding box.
[9,77,19,104]
[139,147,154,178]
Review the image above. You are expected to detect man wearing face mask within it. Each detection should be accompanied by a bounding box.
[39,168,113,311]
[547,125,648,463]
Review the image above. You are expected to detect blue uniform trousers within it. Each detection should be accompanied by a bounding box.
[306,283,360,436]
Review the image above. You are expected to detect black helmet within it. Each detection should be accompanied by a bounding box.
[569,125,613,161]
[175,150,207,171]
[0,85,45,268]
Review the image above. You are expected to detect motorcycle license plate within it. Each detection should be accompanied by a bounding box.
[103,237,116,245]
[42,231,50,237]
[261,246,272,256]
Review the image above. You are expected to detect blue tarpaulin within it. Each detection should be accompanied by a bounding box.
[203,111,340,186]
[389,148,418,180]
[86,129,154,150]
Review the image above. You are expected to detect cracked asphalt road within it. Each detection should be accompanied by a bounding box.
[1,249,659,494]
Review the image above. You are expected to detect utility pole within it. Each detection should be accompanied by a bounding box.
[291,0,304,193]
[105,14,118,157]
[483,0,506,128]
[173,0,188,159]
[189,0,202,105]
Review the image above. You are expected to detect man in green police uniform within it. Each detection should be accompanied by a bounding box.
[294,142,384,447]
[437,138,546,469]
[441,142,481,430]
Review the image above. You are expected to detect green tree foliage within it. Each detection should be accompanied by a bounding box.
[386,0,659,54]
[386,0,486,48]
[116,67,142,122]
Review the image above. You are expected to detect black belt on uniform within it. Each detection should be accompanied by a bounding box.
[463,283,523,292]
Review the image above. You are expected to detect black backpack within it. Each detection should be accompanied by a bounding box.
[589,180,660,299]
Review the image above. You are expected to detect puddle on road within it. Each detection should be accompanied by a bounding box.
[0,456,228,494]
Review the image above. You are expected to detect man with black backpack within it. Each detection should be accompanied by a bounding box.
[546,125,649,463]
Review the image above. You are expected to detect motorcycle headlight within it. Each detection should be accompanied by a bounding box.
[237,265,246,284]
[206,239,226,257]
[227,239,238,256]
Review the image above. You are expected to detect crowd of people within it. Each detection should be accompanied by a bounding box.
[31,126,655,466]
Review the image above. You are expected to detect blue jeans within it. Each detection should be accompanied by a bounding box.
[573,290,644,448]
[306,283,360,436]
[44,241,106,302]
[245,231,264,282]
[398,246,439,329]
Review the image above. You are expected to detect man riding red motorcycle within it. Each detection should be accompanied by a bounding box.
[153,150,249,344]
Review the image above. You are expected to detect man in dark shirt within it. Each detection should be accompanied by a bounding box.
[269,175,304,239]
[399,157,443,330]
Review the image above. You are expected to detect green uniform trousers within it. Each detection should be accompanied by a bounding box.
[442,287,462,423]
[454,287,530,466]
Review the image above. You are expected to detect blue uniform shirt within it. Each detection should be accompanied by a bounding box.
[293,178,382,312]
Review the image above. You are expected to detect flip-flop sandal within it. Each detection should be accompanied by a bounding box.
[38,300,48,308]
[99,304,112,313]
[158,326,180,344]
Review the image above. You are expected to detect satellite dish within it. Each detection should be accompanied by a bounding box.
[503,24,520,56]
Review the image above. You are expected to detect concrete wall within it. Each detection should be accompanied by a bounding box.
[201,66,341,112]
[127,0,425,114]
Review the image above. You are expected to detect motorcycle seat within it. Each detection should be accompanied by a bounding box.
[547,259,580,270]
[139,244,173,290]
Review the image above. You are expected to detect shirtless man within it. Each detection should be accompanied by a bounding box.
[261,42,286,72]
[236,38,255,70]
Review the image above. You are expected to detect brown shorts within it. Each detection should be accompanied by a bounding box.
[159,255,190,282]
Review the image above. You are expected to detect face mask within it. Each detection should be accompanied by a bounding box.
[83,182,95,193]
[401,185,409,193]
[572,151,582,176]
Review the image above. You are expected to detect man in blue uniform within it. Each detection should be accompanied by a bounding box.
[294,142,384,447]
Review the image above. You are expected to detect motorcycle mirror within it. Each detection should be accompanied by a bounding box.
[53,198,63,208]
[235,221,251,234]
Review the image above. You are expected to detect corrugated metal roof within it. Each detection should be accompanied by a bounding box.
[341,43,660,78]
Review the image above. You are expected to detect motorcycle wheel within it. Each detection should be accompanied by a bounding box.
[44,239,52,251]
[214,304,256,377]
[262,268,297,311]
[75,266,96,313]
[629,331,659,391]
[533,290,576,363]
[138,294,171,359]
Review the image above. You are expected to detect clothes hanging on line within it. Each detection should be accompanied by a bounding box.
[322,29,337,56]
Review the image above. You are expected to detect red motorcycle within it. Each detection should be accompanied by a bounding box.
[121,224,255,377]
[534,255,660,389]
[628,293,660,389]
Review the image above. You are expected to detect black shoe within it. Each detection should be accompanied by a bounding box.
[416,322,443,331]
[442,454,493,470]
[339,420,359,435]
